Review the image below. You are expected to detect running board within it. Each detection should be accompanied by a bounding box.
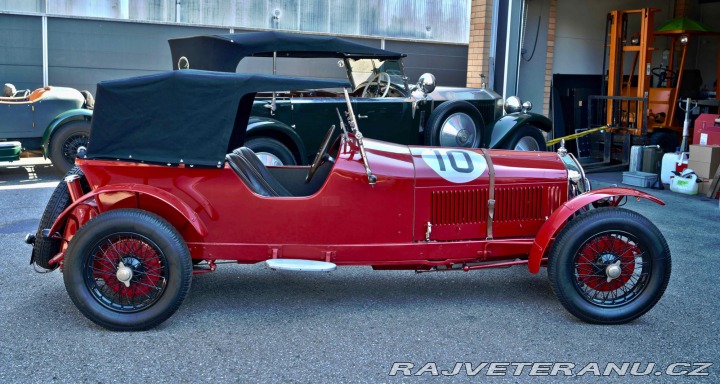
[265,259,337,272]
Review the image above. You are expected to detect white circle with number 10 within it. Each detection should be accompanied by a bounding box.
[421,148,487,183]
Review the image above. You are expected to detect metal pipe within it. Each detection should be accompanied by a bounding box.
[462,258,548,271]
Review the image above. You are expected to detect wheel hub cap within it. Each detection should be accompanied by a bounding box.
[439,113,476,147]
[116,261,133,288]
[605,260,622,282]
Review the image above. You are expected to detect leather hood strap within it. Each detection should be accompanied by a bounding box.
[481,148,495,240]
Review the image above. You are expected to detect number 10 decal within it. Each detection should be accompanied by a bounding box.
[421,148,487,183]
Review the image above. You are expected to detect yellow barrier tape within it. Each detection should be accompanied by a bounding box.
[546,126,610,146]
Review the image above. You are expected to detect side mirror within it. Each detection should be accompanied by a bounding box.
[417,73,436,95]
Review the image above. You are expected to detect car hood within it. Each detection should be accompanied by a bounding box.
[423,86,501,102]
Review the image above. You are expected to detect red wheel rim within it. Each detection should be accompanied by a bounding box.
[85,233,168,313]
[572,231,651,307]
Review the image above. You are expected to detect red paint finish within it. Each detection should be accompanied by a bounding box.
[53,135,661,272]
[527,188,665,274]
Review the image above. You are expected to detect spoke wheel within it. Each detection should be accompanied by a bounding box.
[85,234,168,313]
[64,209,191,331]
[49,120,91,175]
[61,132,89,166]
[548,208,671,324]
[572,231,649,307]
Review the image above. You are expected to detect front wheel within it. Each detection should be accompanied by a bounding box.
[49,120,91,175]
[507,125,546,151]
[548,208,671,324]
[63,209,192,331]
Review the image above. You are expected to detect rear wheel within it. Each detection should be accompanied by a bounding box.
[548,208,671,324]
[244,137,296,166]
[49,120,91,175]
[507,125,546,151]
[63,209,192,331]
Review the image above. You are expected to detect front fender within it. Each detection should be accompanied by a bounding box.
[527,187,665,274]
[488,112,552,149]
[246,117,307,163]
[49,183,208,243]
[41,108,93,157]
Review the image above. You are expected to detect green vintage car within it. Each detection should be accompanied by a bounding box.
[0,83,93,173]
[169,31,552,165]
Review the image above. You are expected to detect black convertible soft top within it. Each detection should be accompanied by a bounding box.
[168,31,406,72]
[86,69,350,167]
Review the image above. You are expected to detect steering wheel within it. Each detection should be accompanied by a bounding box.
[651,67,678,87]
[361,72,391,98]
[306,125,336,183]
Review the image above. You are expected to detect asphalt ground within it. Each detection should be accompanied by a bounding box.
[0,157,718,383]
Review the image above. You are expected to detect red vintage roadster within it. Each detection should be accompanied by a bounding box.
[27,70,671,331]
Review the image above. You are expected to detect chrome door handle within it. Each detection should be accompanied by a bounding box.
[358,114,368,119]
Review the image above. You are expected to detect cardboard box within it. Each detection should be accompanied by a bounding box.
[688,145,720,179]
[698,177,719,198]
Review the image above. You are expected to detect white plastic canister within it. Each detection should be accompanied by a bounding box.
[669,170,699,195]
[661,152,689,184]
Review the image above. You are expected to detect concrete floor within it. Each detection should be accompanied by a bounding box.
[1,156,718,383]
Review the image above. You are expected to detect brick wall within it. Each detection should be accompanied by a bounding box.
[467,0,494,88]
[467,0,556,118]
[543,0,557,116]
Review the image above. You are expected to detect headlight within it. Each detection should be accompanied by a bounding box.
[560,152,591,197]
[504,96,522,114]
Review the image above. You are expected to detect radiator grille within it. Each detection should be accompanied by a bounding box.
[431,186,554,225]
[431,189,488,225]
[494,186,544,222]
[476,102,497,125]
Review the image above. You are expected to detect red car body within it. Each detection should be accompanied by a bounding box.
[29,70,671,330]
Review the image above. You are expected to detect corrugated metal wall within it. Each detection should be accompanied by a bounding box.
[0,14,43,91]
[5,0,469,43]
[0,1,470,92]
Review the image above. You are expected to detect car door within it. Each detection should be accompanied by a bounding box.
[0,101,34,138]
[290,96,347,163]
[353,97,419,145]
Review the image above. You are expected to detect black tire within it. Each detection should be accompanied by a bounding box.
[507,125,547,151]
[244,137,297,166]
[49,120,91,175]
[31,165,88,270]
[548,208,671,324]
[648,131,678,153]
[424,101,483,148]
[63,209,192,331]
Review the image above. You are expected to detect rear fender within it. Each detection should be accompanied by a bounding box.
[41,109,93,158]
[48,184,208,261]
[527,187,665,274]
[488,112,551,148]
[246,117,307,163]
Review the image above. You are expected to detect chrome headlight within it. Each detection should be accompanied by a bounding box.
[560,152,591,197]
[504,96,522,114]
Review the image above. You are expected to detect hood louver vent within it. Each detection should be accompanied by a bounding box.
[431,186,555,226]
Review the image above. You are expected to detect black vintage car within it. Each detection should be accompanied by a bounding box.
[169,31,552,165]
[0,83,93,173]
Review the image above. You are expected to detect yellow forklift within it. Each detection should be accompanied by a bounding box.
[582,8,718,169]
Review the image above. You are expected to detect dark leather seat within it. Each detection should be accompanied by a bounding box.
[226,147,293,197]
